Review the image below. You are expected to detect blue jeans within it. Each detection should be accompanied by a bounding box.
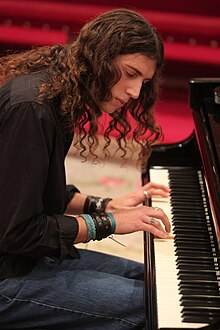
[0,249,146,329]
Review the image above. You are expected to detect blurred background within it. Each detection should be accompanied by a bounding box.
[1,0,219,262]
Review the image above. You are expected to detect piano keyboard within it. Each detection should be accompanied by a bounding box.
[149,167,220,329]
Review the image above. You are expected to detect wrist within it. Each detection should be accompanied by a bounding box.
[104,199,116,212]
[74,216,88,243]
[80,213,116,242]
[83,196,112,213]
[66,193,87,215]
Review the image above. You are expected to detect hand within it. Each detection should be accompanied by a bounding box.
[106,182,170,211]
[112,205,171,239]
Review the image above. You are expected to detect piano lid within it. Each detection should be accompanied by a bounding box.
[190,77,220,248]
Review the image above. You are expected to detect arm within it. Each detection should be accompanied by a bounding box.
[69,183,171,243]
[0,101,79,260]
[106,182,170,211]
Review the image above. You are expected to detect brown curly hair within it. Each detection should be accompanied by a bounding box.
[0,8,164,167]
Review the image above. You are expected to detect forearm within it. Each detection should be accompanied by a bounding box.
[65,192,87,215]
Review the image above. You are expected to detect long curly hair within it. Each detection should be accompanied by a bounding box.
[0,8,164,167]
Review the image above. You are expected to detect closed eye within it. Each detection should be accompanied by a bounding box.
[125,71,138,79]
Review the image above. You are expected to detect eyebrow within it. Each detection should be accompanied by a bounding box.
[126,64,151,81]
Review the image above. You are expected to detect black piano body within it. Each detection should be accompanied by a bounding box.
[142,78,220,329]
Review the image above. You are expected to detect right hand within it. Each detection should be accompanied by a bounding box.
[112,205,171,239]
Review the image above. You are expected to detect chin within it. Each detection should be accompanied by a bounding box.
[101,106,116,114]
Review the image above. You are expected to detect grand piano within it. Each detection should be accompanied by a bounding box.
[142,78,220,329]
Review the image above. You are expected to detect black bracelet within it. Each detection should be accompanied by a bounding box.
[84,196,112,213]
[91,212,112,241]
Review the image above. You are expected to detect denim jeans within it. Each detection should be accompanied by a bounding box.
[0,249,146,329]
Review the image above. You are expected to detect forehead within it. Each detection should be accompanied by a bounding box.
[114,53,156,78]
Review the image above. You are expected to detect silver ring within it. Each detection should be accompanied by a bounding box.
[149,217,156,225]
[144,190,149,199]
[153,207,160,211]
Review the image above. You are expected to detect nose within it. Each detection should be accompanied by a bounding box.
[125,81,142,99]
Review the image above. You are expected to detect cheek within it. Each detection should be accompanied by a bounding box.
[111,79,124,95]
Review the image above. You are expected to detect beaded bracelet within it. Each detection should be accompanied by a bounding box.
[84,196,112,213]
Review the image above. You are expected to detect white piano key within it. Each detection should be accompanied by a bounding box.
[149,168,208,328]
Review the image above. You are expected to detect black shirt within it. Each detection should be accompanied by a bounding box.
[0,72,80,279]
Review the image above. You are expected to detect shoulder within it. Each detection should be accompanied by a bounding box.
[10,72,49,106]
[0,74,56,153]
[0,72,56,125]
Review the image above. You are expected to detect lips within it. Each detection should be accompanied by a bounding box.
[115,97,127,106]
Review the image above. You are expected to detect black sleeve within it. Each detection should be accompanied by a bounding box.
[66,184,80,206]
[0,102,79,261]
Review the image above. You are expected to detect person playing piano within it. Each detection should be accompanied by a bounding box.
[0,8,171,329]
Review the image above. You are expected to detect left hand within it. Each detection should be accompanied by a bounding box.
[105,181,170,212]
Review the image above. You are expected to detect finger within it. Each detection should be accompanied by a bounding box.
[143,182,170,192]
[147,216,168,233]
[145,206,171,233]
[159,214,171,233]
[142,188,170,200]
[150,188,170,197]
[144,223,168,239]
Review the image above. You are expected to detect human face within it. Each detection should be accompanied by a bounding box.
[100,53,156,114]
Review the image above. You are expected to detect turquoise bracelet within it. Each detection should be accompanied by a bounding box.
[81,214,96,242]
[106,212,116,233]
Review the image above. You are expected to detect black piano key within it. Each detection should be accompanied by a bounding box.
[175,247,212,254]
[172,211,205,217]
[170,193,202,199]
[180,294,220,310]
[180,288,219,296]
[179,285,219,295]
[173,228,208,235]
[174,240,211,247]
[175,237,209,243]
[173,217,206,222]
[177,265,220,272]
[182,306,220,313]
[174,223,206,229]
[172,214,206,219]
[182,306,220,321]
[178,272,218,281]
[170,196,204,202]
[176,259,220,268]
[183,315,218,324]
[174,228,209,234]
[174,224,208,230]
[171,188,201,193]
[178,263,216,270]
[169,175,198,181]
[179,281,219,287]
[181,299,220,308]
[176,256,220,261]
[170,200,203,206]
[176,250,215,257]
[170,186,201,191]
[176,259,215,266]
[171,207,205,213]
[176,262,215,270]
